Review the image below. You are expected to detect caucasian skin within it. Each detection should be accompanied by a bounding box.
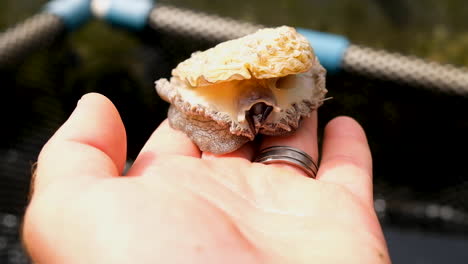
[23,93,391,264]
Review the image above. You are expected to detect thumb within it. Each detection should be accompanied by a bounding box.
[33,93,127,196]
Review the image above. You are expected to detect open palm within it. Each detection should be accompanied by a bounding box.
[23,93,390,264]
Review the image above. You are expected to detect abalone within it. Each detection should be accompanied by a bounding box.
[155,26,327,154]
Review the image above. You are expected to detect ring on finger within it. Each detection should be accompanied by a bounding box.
[253,146,318,178]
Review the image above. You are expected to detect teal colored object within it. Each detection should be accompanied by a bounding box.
[296,28,350,73]
[45,0,92,30]
[104,0,154,30]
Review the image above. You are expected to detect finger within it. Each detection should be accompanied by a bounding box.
[35,93,127,195]
[317,116,373,206]
[201,141,256,161]
[258,111,319,178]
[127,120,201,175]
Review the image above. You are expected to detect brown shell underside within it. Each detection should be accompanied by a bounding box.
[168,105,249,154]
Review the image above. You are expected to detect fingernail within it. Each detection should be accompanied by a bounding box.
[75,93,93,110]
[70,95,87,118]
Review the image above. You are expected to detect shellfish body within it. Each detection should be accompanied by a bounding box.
[155,26,327,154]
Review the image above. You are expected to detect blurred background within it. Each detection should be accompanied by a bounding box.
[1,0,467,263]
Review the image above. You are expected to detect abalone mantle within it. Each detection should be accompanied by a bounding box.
[155,26,327,154]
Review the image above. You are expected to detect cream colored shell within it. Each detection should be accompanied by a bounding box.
[155,26,327,154]
[172,26,314,87]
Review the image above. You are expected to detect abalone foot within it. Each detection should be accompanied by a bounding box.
[258,118,304,136]
[168,105,250,154]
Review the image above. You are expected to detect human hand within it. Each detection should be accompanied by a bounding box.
[23,93,390,264]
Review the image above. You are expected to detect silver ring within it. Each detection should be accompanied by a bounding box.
[253,146,318,178]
